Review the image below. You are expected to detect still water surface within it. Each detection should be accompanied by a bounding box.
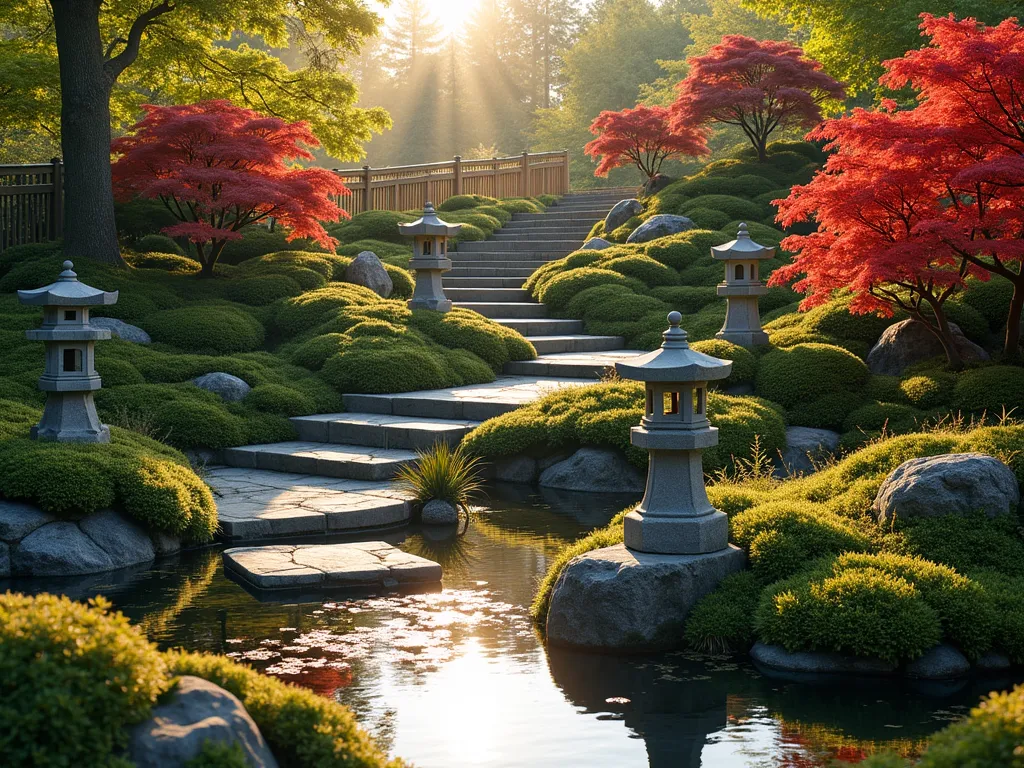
[10,484,1016,767]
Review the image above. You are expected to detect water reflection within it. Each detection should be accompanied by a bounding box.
[2,485,1016,767]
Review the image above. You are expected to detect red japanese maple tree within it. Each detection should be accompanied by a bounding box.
[585,105,709,180]
[773,14,1024,362]
[670,36,845,162]
[112,100,348,277]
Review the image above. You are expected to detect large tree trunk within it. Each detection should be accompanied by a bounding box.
[50,0,125,266]
[920,301,964,371]
[1004,278,1023,361]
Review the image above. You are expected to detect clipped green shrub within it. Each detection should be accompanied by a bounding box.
[952,366,1024,416]
[225,275,303,306]
[0,593,168,768]
[755,343,870,409]
[684,570,761,653]
[475,205,512,225]
[684,207,731,230]
[219,227,323,265]
[896,513,1024,577]
[690,339,757,384]
[384,263,414,299]
[801,299,895,345]
[971,571,1024,663]
[245,383,317,417]
[143,305,265,354]
[124,251,200,274]
[319,336,454,394]
[437,194,498,212]
[680,195,766,223]
[536,268,642,312]
[842,401,927,434]
[328,210,417,244]
[409,308,535,369]
[115,197,179,241]
[441,211,502,235]
[336,239,413,265]
[643,229,731,270]
[900,372,954,409]
[495,198,541,214]
[960,276,1015,330]
[185,741,249,768]
[787,391,867,431]
[137,233,185,256]
[452,223,486,242]
[601,255,679,287]
[275,283,389,337]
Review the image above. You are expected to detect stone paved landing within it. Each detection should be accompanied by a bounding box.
[223,541,441,590]
[207,467,411,541]
[222,442,416,481]
[505,350,647,378]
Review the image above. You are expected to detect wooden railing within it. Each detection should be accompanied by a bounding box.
[332,150,571,217]
[0,159,63,253]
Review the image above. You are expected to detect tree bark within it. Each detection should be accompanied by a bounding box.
[922,301,964,371]
[1004,279,1023,361]
[50,0,125,266]
[755,134,768,163]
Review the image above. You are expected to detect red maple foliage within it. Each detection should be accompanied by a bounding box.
[670,36,845,163]
[112,100,348,276]
[585,105,708,180]
[773,14,1024,363]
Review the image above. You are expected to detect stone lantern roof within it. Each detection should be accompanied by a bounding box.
[398,203,462,238]
[17,261,118,307]
[616,312,732,383]
[711,223,775,261]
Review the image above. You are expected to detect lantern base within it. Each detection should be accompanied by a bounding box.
[408,297,452,312]
[32,391,110,444]
[624,508,729,555]
[715,329,769,347]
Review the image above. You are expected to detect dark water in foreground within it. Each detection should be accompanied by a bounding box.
[8,484,1018,767]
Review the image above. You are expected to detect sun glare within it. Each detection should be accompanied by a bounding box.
[377,0,483,38]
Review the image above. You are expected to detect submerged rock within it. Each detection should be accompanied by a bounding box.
[905,644,970,680]
[493,455,538,484]
[751,642,898,676]
[539,448,644,493]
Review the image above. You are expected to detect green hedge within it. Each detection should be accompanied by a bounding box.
[137,233,185,256]
[755,343,870,409]
[143,305,266,354]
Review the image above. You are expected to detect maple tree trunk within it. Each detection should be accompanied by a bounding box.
[50,0,125,266]
[926,303,965,371]
[754,134,769,163]
[1004,279,1023,361]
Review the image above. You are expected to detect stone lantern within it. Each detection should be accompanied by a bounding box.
[399,202,462,312]
[18,260,118,443]
[543,313,746,652]
[712,223,774,347]
[615,311,734,554]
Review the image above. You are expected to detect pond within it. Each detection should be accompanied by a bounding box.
[6,484,1017,767]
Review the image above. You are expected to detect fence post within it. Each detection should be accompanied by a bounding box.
[50,157,64,239]
[520,151,530,197]
[362,165,372,214]
[453,155,463,196]
[562,150,571,194]
[492,157,499,197]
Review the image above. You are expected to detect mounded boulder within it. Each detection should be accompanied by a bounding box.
[91,317,152,344]
[779,427,841,477]
[539,448,645,493]
[751,642,898,676]
[866,319,989,376]
[873,452,1020,525]
[192,372,251,402]
[0,500,55,541]
[151,530,183,557]
[642,173,673,196]
[79,510,156,569]
[904,644,970,680]
[546,543,746,650]
[12,521,114,576]
[421,499,459,525]
[976,651,1012,672]
[0,542,9,578]
[344,251,393,298]
[493,456,538,484]
[128,676,278,768]
[625,214,696,244]
[580,237,613,251]
[604,199,643,233]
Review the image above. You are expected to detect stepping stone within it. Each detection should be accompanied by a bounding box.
[206,467,411,541]
[223,541,442,590]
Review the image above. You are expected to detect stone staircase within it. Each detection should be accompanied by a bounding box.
[209,188,644,542]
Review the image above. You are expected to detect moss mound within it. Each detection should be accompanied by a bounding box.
[143,305,265,354]
[755,343,870,409]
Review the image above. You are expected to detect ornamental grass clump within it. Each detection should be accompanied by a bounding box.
[395,442,484,515]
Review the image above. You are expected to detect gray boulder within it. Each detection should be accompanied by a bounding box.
[873,452,1019,525]
[12,521,113,576]
[493,456,537,484]
[151,530,183,557]
[344,251,393,298]
[79,510,155,569]
[129,676,278,768]
[976,651,1012,672]
[580,237,613,251]
[0,542,9,578]
[546,543,745,650]
[866,319,989,376]
[605,199,643,232]
[625,214,696,244]
[0,500,55,541]
[539,448,645,493]
[905,644,970,680]
[192,372,251,403]
[779,427,841,477]
[421,499,459,525]
[91,317,151,344]
[751,642,898,676]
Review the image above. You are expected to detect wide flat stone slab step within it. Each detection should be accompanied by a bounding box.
[447,266,538,277]
[290,412,480,449]
[222,442,416,481]
[224,541,441,590]
[449,253,566,264]
[446,287,530,302]
[458,239,583,252]
[207,467,411,541]
[503,350,647,378]
[444,277,527,288]
[527,334,626,355]
[453,301,547,319]
[497,318,584,335]
[343,375,591,420]
[513,210,608,221]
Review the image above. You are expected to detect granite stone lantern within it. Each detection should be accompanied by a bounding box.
[615,311,734,554]
[712,223,773,347]
[18,260,118,443]
[543,313,746,652]
[400,202,462,312]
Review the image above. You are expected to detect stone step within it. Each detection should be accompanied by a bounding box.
[222,442,416,482]
[501,220,598,230]
[490,230,592,240]
[444,276,528,288]
[512,210,608,221]
[343,375,590,421]
[498,318,584,335]
[453,301,547,319]
[547,202,621,211]
[527,334,625,355]
[449,253,564,264]
[206,467,411,542]
[457,239,583,253]
[290,412,480,450]
[447,266,539,278]
[446,287,530,302]
[503,350,646,379]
